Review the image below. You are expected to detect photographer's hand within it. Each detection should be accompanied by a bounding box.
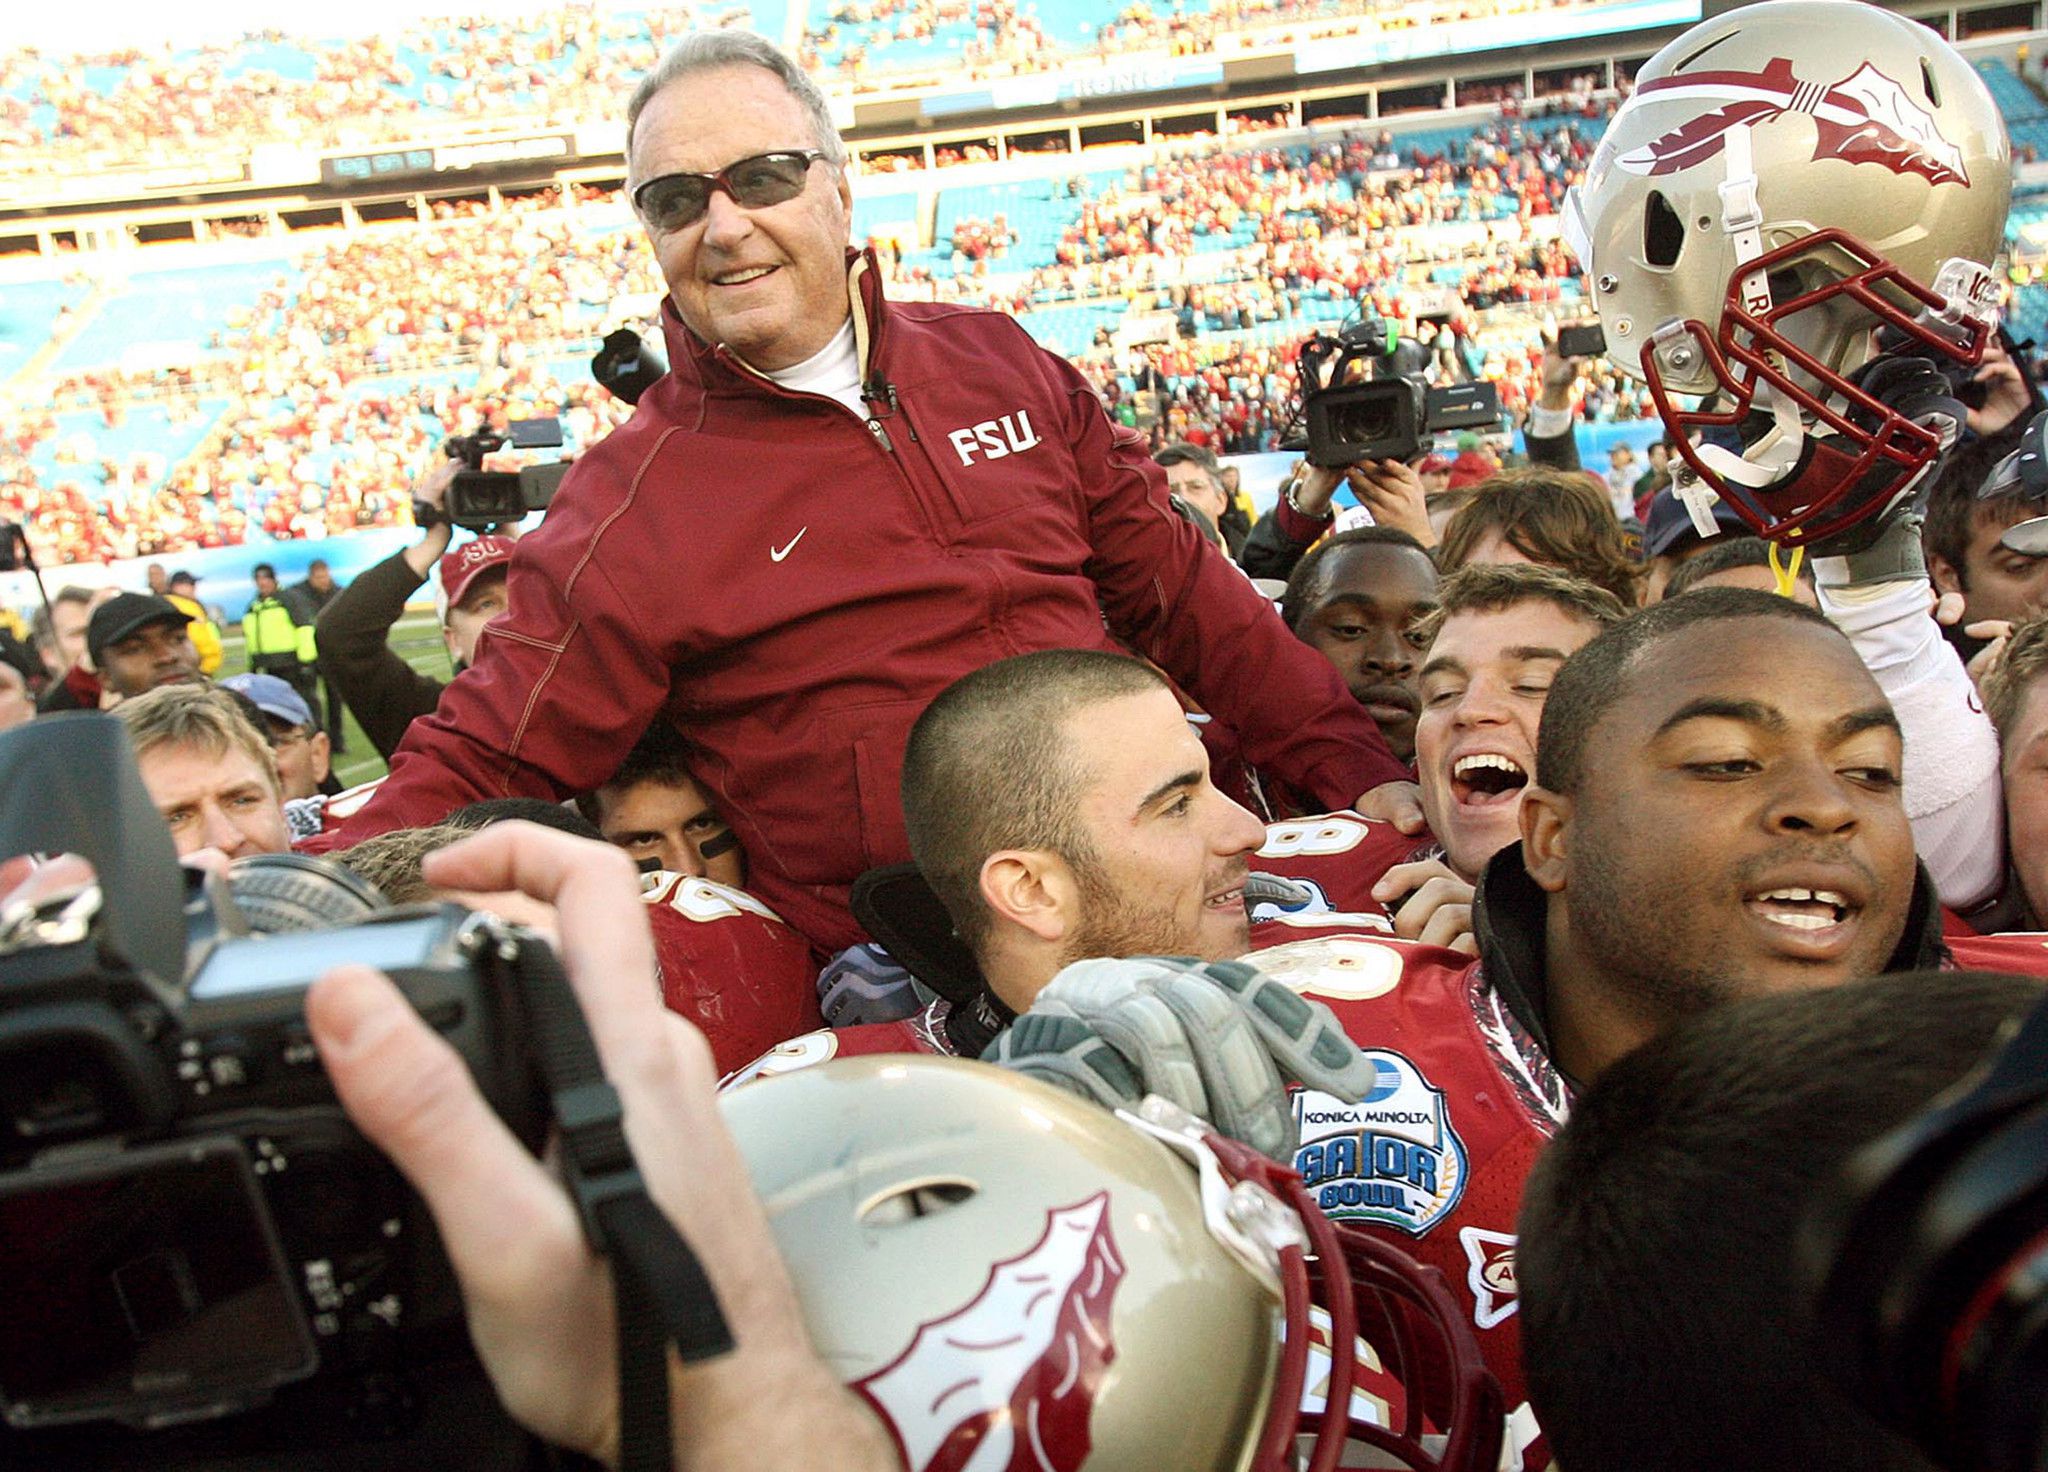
[1968,336,2032,438]
[1537,329,1583,413]
[1292,458,1428,543]
[308,824,893,1472]
[1349,458,1433,546]
[402,461,459,577]
[1290,462,1342,520]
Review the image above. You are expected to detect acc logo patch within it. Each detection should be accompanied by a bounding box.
[1292,1050,1468,1235]
[1458,1227,1519,1330]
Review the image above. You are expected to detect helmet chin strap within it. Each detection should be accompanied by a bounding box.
[1682,123,1811,537]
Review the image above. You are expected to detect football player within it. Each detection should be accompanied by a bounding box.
[311,821,1504,1472]
[732,588,2048,1463]
[1375,563,1631,952]
[339,820,820,1073]
[1564,0,2014,914]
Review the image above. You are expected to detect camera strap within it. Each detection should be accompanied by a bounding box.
[507,939,736,1472]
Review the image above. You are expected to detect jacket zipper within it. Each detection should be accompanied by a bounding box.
[707,323,945,544]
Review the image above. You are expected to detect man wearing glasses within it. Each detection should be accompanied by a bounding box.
[327,31,1418,956]
[220,672,333,803]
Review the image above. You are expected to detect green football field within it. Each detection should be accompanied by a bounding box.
[215,607,451,791]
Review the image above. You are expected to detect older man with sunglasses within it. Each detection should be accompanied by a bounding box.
[326,31,1418,956]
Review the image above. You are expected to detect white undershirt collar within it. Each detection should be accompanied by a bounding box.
[764,318,863,417]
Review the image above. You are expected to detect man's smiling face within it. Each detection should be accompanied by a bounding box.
[1415,598,1601,880]
[1056,688,1270,970]
[630,65,854,372]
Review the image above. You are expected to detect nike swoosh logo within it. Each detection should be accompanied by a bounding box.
[771,527,808,562]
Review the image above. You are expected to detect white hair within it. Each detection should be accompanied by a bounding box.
[625,31,845,192]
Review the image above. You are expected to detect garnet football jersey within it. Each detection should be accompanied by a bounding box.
[1947,929,2048,974]
[1246,810,1437,926]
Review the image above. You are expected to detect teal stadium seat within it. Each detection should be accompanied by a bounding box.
[49,262,299,377]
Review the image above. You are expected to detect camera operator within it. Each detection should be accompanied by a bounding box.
[1238,320,1586,585]
[313,461,516,763]
[1238,455,1433,581]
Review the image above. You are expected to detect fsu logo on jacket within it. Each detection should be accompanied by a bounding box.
[853,1193,1124,1472]
[1615,56,1969,186]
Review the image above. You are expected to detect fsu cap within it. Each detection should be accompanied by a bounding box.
[435,536,517,622]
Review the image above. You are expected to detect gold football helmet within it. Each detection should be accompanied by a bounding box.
[1565,0,2011,547]
[722,1054,1502,1472]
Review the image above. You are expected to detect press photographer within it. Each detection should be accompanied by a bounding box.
[0,717,765,1471]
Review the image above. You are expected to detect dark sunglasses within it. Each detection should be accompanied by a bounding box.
[632,149,829,232]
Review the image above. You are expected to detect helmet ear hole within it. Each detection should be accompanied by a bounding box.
[858,1177,978,1225]
[1921,56,1941,106]
[1644,190,1685,269]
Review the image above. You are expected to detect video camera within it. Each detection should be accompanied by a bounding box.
[1294,314,1500,467]
[427,418,570,533]
[0,715,548,1456]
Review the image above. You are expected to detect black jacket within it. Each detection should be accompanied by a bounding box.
[313,548,445,761]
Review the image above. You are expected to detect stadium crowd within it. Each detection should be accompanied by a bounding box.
[11,11,2048,1472]
[0,0,1622,176]
[0,6,708,176]
[802,0,1626,88]
[6,93,1629,566]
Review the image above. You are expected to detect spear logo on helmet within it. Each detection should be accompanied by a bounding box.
[853,1193,1126,1472]
[1616,56,1969,186]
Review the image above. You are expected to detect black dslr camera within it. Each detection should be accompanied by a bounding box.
[429,418,571,532]
[1295,315,1500,467]
[0,715,546,1457]
[1800,986,2048,1472]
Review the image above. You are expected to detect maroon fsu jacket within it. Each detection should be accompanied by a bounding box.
[326,252,1403,950]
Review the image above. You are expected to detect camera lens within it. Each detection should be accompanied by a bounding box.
[1329,399,1398,445]
[226,855,389,934]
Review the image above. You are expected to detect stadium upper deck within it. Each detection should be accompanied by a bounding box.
[5,3,2048,573]
[0,0,1698,193]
